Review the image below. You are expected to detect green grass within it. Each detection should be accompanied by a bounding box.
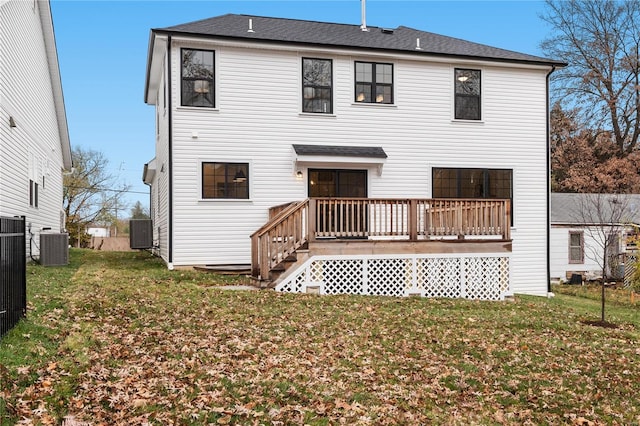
[1,249,639,425]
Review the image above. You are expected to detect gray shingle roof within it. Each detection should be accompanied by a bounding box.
[157,14,565,66]
[551,193,640,225]
[293,144,387,159]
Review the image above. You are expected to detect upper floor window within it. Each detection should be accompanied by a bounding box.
[202,162,249,199]
[181,49,215,108]
[302,58,332,114]
[355,61,393,104]
[455,68,481,120]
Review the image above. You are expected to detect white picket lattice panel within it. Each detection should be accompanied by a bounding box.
[276,253,511,300]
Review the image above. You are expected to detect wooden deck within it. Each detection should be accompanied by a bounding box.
[251,198,511,283]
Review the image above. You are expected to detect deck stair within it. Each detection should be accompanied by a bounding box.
[251,198,512,291]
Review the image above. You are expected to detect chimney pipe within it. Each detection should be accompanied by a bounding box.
[360,0,369,31]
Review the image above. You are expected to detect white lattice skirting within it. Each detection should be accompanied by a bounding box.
[275,253,511,300]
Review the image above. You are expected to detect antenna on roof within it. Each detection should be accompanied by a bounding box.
[360,0,369,32]
[415,38,422,50]
[247,18,255,33]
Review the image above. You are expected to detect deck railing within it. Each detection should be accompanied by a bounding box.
[251,198,510,280]
[251,200,309,280]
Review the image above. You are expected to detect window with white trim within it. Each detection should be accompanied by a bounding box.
[355,61,393,104]
[569,231,584,264]
[432,168,513,224]
[202,162,249,199]
[181,49,215,108]
[455,68,481,120]
[302,58,332,113]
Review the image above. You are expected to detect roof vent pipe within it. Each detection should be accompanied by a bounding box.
[415,38,422,50]
[247,18,255,33]
[360,0,369,32]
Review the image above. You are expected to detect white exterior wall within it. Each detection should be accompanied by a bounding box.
[550,225,625,280]
[148,56,171,263]
[0,0,67,257]
[153,39,550,295]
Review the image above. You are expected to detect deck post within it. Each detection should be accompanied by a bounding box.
[308,198,317,242]
[251,234,259,277]
[408,199,418,241]
[260,234,270,280]
[504,200,511,240]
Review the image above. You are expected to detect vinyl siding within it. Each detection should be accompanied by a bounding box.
[550,225,621,280]
[151,61,170,263]
[0,0,66,257]
[154,40,550,295]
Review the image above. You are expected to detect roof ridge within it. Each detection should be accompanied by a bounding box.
[154,13,566,67]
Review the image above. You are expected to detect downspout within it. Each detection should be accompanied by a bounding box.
[167,34,174,268]
[546,65,556,295]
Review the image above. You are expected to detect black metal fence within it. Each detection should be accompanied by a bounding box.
[1,216,26,337]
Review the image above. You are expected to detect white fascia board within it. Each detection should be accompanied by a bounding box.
[38,0,72,170]
[295,154,386,166]
[145,34,168,105]
[143,157,157,184]
[295,155,386,176]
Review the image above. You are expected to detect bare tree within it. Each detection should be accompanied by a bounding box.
[571,193,631,322]
[64,147,130,247]
[130,201,150,220]
[541,0,640,154]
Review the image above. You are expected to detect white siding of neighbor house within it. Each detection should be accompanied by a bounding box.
[153,39,550,295]
[550,225,624,280]
[0,0,67,257]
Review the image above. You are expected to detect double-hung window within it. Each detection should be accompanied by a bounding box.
[302,58,332,114]
[355,61,393,104]
[181,49,215,108]
[202,162,249,199]
[569,232,584,264]
[454,68,481,120]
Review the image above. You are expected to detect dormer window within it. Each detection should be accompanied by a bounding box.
[355,61,393,104]
[455,68,481,120]
[302,58,332,114]
[181,49,215,108]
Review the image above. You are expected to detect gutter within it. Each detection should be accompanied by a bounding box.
[167,35,174,266]
[546,65,557,294]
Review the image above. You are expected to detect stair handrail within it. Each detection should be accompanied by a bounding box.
[251,199,309,280]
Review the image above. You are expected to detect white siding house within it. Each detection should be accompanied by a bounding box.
[144,14,565,298]
[550,193,640,281]
[0,0,72,257]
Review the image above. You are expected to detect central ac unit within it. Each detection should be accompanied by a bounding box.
[40,233,69,266]
[130,219,153,249]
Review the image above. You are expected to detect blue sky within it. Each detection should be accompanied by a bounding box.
[50,0,553,212]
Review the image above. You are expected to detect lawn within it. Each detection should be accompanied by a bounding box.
[1,249,639,425]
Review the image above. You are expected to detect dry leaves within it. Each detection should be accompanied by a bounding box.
[2,251,639,425]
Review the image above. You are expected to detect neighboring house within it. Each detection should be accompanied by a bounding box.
[550,193,640,281]
[0,0,72,258]
[87,226,110,238]
[143,13,565,298]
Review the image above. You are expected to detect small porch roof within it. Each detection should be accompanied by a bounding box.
[293,144,387,174]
